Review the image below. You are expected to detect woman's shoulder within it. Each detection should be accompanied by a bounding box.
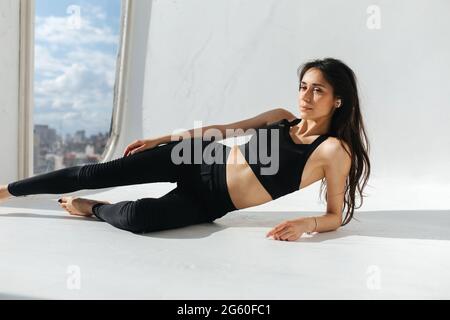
[281,108,298,122]
[322,137,352,162]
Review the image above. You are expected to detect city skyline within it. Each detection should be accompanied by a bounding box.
[35,123,109,140]
[34,122,110,174]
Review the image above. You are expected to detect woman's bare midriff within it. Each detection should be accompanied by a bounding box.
[225,143,327,210]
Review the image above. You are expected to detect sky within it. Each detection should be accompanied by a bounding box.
[34,0,122,137]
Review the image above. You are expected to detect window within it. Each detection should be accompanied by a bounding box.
[22,0,130,176]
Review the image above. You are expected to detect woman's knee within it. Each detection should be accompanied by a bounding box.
[116,201,151,233]
[114,192,220,234]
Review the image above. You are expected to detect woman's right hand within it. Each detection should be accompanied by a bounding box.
[123,139,160,157]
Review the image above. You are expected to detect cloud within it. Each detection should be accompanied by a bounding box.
[35,49,116,109]
[35,16,118,46]
[34,3,120,136]
[66,49,117,87]
[35,45,68,78]
[35,4,118,46]
[83,3,108,21]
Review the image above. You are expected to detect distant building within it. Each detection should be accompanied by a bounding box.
[34,124,60,174]
[73,130,86,144]
[34,124,108,174]
[34,124,58,150]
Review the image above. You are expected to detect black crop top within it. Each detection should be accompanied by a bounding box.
[237,118,330,200]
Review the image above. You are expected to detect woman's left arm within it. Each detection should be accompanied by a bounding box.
[267,139,352,241]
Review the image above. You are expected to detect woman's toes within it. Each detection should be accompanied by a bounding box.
[60,196,70,204]
[61,203,70,213]
[59,197,104,217]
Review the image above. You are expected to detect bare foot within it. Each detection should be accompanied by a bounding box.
[59,196,111,217]
[0,185,13,204]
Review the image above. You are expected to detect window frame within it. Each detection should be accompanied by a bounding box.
[18,0,132,178]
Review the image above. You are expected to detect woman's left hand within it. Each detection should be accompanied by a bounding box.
[266,218,312,241]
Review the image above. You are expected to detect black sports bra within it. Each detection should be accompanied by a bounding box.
[237,118,330,200]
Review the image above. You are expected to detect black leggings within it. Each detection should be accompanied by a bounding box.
[7,139,237,234]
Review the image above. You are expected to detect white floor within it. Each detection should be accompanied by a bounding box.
[1,179,449,300]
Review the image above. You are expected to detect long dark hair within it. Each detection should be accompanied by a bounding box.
[297,57,371,226]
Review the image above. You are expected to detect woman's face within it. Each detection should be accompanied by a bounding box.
[298,68,339,119]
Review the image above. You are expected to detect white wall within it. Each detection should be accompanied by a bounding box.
[114,0,152,155]
[0,0,20,185]
[138,0,450,210]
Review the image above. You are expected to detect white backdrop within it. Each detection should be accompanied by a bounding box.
[138,0,450,211]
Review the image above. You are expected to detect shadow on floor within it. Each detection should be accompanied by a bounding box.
[133,209,450,242]
[0,212,101,222]
[0,292,40,300]
[208,209,450,243]
[2,206,450,242]
[0,189,112,210]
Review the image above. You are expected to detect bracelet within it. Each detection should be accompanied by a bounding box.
[312,217,318,233]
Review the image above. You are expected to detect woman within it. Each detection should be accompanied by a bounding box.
[0,57,370,241]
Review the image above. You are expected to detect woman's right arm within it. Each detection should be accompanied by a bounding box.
[124,108,295,156]
[154,107,296,144]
